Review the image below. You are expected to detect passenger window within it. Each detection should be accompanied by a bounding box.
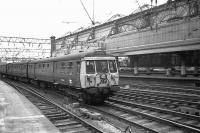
[86,61,95,74]
[55,63,58,69]
[68,62,72,68]
[61,62,65,69]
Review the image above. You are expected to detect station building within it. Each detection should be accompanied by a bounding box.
[51,0,200,77]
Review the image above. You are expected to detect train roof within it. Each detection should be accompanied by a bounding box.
[30,50,114,63]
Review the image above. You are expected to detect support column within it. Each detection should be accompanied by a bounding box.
[165,68,171,76]
[146,67,151,75]
[129,55,134,68]
[194,66,199,77]
[50,36,56,57]
[179,53,187,77]
[133,55,139,75]
[193,51,199,77]
[165,54,172,76]
[146,55,151,75]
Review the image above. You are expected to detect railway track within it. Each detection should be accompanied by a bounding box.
[108,97,200,129]
[119,75,199,87]
[88,100,200,133]
[4,80,104,133]
[114,88,200,110]
[120,81,200,95]
[126,81,200,90]
[4,78,200,133]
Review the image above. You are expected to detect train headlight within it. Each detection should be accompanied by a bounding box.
[69,79,72,84]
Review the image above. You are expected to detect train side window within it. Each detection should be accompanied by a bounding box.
[47,64,49,68]
[61,62,65,69]
[77,61,80,72]
[86,61,95,74]
[55,62,58,69]
[68,62,72,68]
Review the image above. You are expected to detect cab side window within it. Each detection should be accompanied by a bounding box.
[86,61,95,74]
[77,61,80,72]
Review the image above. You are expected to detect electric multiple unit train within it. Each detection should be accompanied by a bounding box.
[0,50,120,104]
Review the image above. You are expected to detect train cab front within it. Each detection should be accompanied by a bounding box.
[80,56,120,102]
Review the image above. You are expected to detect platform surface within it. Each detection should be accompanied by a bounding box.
[120,73,200,81]
[0,80,61,133]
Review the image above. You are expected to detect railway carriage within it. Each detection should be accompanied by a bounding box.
[32,50,119,104]
[27,63,35,79]
[6,63,13,78]
[12,62,28,80]
[0,63,7,77]
[33,60,54,83]
[0,50,120,104]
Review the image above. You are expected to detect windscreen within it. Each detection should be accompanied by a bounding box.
[86,60,117,74]
[86,61,95,74]
[96,60,108,73]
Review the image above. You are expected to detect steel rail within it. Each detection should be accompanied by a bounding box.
[108,97,200,131]
[5,80,104,133]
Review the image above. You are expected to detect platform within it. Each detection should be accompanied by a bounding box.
[0,80,61,133]
[120,73,200,81]
[120,73,200,87]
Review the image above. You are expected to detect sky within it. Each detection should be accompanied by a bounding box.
[0,0,167,39]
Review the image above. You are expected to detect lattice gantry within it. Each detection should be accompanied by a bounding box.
[0,36,50,63]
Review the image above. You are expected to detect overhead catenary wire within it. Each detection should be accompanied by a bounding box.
[79,0,95,25]
[135,0,143,11]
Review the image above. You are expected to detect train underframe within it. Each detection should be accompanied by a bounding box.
[36,80,114,105]
[1,74,116,105]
